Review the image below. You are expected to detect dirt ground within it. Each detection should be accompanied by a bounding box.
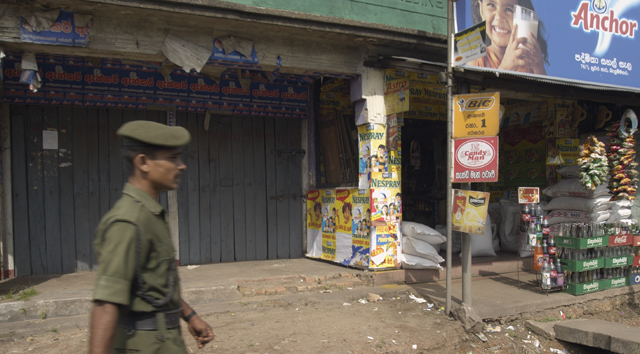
[1,287,639,354]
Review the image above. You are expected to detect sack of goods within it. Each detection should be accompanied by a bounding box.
[401,221,445,269]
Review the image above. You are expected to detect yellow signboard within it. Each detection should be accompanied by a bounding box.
[384,78,410,115]
[453,92,500,138]
[452,189,490,234]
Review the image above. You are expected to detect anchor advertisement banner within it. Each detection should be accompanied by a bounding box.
[455,0,640,90]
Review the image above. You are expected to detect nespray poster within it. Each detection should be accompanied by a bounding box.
[370,172,402,269]
[306,190,322,258]
[335,189,354,265]
[452,189,490,234]
[350,189,371,268]
[387,114,402,173]
[455,1,640,90]
[358,124,387,189]
[321,189,337,261]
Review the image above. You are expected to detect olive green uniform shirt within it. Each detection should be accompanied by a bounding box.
[93,183,181,313]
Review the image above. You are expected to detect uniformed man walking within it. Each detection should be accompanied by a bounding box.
[90,120,214,354]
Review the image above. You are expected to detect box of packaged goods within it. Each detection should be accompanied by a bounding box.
[631,271,640,285]
[566,280,605,295]
[369,172,402,270]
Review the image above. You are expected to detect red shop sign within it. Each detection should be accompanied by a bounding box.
[453,137,499,183]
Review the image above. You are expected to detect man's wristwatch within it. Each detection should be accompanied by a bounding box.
[183,309,197,323]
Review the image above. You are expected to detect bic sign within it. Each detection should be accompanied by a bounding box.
[453,92,500,138]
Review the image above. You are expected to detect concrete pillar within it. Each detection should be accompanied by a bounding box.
[351,67,387,126]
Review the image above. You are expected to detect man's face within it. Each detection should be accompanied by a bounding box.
[145,148,186,191]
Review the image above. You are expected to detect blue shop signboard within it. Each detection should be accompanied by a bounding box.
[455,0,640,90]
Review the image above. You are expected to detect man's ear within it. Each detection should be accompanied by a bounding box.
[133,154,151,173]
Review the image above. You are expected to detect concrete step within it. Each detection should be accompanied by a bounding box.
[554,319,640,354]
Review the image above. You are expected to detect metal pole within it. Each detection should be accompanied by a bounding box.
[461,184,472,306]
[445,0,454,316]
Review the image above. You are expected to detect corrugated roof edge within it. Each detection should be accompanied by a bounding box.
[455,66,640,94]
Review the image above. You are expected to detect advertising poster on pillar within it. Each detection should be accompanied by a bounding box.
[306,190,322,258]
[453,136,499,183]
[335,189,354,265]
[369,172,402,269]
[357,124,387,189]
[321,190,337,262]
[350,189,371,268]
[387,114,402,173]
[455,1,640,90]
[384,77,410,115]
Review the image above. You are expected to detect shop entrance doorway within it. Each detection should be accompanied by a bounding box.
[9,105,304,276]
[175,114,303,265]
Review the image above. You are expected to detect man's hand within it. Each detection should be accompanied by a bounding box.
[187,316,214,349]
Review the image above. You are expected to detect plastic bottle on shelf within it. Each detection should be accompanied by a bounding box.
[527,220,537,248]
[541,261,551,290]
[535,219,543,244]
[522,204,531,222]
[542,217,550,239]
[556,259,564,286]
[537,204,544,218]
[542,239,549,264]
[534,240,543,271]
[549,259,557,286]
[549,235,556,259]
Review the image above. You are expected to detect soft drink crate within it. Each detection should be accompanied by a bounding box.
[634,256,640,267]
[556,236,609,249]
[603,277,630,289]
[565,280,605,295]
[634,235,640,247]
[604,255,634,268]
[608,234,634,246]
[561,257,603,272]
[631,273,640,285]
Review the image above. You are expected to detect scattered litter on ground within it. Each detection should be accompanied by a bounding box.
[412,344,417,349]
[358,299,367,304]
[476,333,487,342]
[367,336,373,340]
[550,348,566,353]
[409,294,427,303]
[533,339,540,348]
[347,287,353,290]
[506,326,514,331]
[392,339,397,345]
[186,265,200,269]
[343,303,351,306]
[485,325,501,333]
[319,290,332,293]
[373,307,378,311]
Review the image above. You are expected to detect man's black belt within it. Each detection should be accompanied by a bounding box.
[118,307,182,331]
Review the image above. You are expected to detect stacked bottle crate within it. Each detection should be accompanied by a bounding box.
[557,223,638,295]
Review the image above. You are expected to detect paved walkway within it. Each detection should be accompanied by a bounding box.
[1,257,639,324]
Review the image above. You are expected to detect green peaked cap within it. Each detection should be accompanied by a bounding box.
[117,120,191,147]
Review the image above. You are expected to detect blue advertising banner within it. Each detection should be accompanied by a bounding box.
[2,52,310,118]
[20,10,92,47]
[455,0,640,90]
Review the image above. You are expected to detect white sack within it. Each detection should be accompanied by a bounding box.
[403,236,445,263]
[543,178,610,198]
[557,165,580,178]
[608,208,632,222]
[543,196,612,212]
[402,221,446,245]
[547,209,610,225]
[499,199,521,252]
[460,214,496,257]
[402,253,443,270]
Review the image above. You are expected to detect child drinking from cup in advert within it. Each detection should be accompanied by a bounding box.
[469,0,548,75]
